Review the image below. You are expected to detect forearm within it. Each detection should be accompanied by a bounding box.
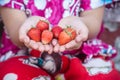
[0,7,27,47]
[80,6,105,39]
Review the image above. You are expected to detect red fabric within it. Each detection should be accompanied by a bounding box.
[59,56,70,73]
[0,56,120,80]
[0,56,54,80]
[63,57,120,80]
[30,49,41,58]
[64,58,88,80]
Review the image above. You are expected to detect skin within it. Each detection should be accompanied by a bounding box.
[0,7,27,47]
[0,6,105,53]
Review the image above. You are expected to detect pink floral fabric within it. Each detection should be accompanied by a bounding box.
[0,0,113,25]
[82,39,117,60]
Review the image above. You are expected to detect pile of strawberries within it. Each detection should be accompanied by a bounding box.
[27,20,76,45]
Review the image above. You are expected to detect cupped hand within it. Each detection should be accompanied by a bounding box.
[19,16,53,53]
[52,16,89,52]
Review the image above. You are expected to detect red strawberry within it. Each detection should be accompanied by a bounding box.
[27,27,41,42]
[58,27,76,45]
[51,25,63,38]
[36,20,49,31]
[41,30,53,44]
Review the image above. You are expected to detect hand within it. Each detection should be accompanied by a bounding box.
[52,16,89,52]
[19,16,53,53]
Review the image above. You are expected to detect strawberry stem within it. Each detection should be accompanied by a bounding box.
[66,25,71,28]
[65,29,72,38]
[31,25,35,28]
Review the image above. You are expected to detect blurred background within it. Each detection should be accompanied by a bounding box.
[100,1,120,71]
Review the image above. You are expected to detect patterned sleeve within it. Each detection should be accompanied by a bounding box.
[0,0,25,11]
[80,0,114,11]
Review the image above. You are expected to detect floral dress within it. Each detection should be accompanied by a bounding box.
[0,0,120,80]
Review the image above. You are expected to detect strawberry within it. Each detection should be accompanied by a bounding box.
[58,27,76,45]
[36,20,49,31]
[51,25,63,38]
[41,30,53,44]
[27,27,41,42]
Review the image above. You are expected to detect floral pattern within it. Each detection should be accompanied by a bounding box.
[82,39,117,60]
[0,0,114,25]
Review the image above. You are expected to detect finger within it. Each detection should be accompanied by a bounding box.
[44,44,50,52]
[19,23,33,39]
[19,35,30,44]
[29,40,39,49]
[75,34,88,43]
[59,46,65,52]
[65,40,82,50]
[48,44,53,54]
[65,40,76,49]
[75,34,82,43]
[52,39,58,46]
[25,40,34,48]
[19,28,28,41]
[75,27,88,42]
[38,42,45,52]
[72,41,82,49]
[79,28,88,41]
[24,42,30,48]
[32,42,39,50]
[54,44,60,53]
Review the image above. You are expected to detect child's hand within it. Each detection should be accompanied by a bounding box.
[19,16,53,53]
[52,16,89,52]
